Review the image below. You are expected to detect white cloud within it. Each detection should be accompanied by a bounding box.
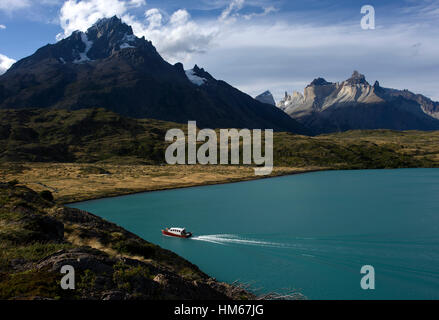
[243,6,277,20]
[0,24,6,29]
[123,9,218,63]
[144,8,162,29]
[187,20,439,102]
[129,0,145,7]
[218,0,277,22]
[0,53,16,75]
[55,0,278,63]
[57,0,219,63]
[56,0,145,40]
[219,0,244,22]
[0,0,30,12]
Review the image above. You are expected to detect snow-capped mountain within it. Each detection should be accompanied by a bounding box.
[278,71,439,133]
[255,91,276,106]
[12,16,159,67]
[0,17,307,134]
[185,65,211,86]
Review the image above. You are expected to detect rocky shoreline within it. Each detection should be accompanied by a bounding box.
[0,182,255,300]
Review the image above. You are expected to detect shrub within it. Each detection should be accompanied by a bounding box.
[79,166,111,175]
[112,239,155,258]
[39,190,54,202]
[7,180,19,187]
[0,271,64,300]
[113,261,152,291]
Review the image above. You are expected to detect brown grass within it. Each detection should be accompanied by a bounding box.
[0,163,324,203]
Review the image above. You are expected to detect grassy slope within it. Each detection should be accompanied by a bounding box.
[0,108,181,163]
[1,108,439,169]
[0,182,253,300]
[275,130,439,169]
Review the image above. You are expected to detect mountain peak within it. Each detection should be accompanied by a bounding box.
[185,65,215,86]
[38,16,160,65]
[278,72,439,133]
[255,90,276,106]
[192,65,214,81]
[309,77,332,87]
[94,16,124,27]
[345,70,368,85]
[88,16,134,38]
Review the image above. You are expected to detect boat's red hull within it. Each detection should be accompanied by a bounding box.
[161,230,192,238]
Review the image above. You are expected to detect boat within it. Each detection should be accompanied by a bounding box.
[161,227,193,239]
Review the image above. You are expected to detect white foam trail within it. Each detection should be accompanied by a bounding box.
[191,234,288,248]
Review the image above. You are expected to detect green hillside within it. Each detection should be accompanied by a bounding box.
[1,108,439,169]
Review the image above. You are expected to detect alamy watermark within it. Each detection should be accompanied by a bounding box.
[361,5,375,30]
[165,121,274,176]
[360,265,375,290]
[60,265,75,290]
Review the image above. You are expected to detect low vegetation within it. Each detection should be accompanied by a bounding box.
[0,183,254,300]
[1,108,439,169]
[0,164,318,203]
[1,108,439,203]
[274,130,439,169]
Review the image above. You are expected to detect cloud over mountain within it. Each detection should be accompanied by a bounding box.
[56,0,145,40]
[123,9,218,63]
[3,0,437,103]
[0,53,16,75]
[55,0,277,63]
[56,0,219,62]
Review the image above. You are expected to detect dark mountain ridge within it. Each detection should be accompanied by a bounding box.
[255,91,276,106]
[0,17,308,134]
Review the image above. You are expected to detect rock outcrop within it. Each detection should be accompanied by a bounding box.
[278,71,439,134]
[255,91,276,106]
[0,183,255,300]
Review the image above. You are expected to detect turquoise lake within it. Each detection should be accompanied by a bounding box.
[70,169,439,300]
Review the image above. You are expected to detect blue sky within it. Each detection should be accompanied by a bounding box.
[1,0,438,101]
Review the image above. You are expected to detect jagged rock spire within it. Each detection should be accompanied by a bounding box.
[346,70,368,85]
[309,77,331,86]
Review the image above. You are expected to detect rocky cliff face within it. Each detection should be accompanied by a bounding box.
[278,71,439,134]
[0,17,308,134]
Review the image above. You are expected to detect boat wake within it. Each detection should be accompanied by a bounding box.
[191,234,289,248]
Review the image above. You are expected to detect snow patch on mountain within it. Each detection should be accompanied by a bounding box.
[120,33,137,49]
[120,43,135,49]
[122,34,136,42]
[74,33,93,64]
[185,69,207,86]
